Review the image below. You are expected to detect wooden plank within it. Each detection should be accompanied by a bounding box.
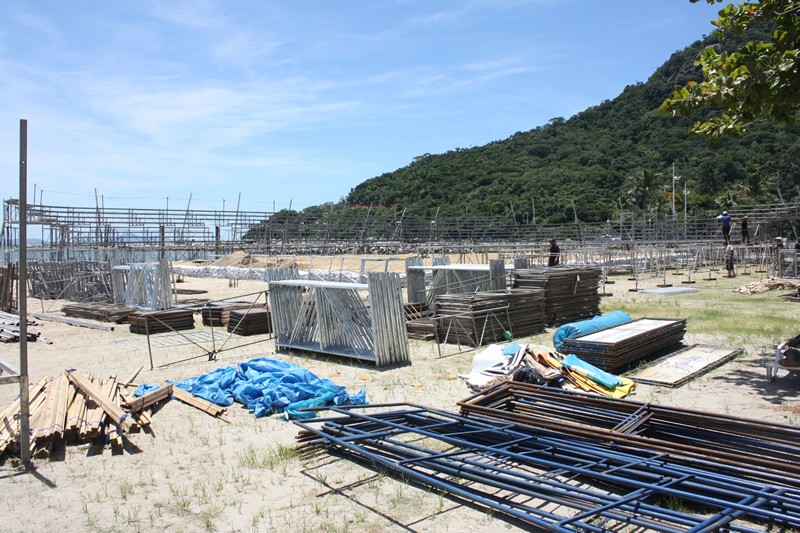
[66,371,137,433]
[121,384,173,412]
[120,365,144,387]
[170,387,230,422]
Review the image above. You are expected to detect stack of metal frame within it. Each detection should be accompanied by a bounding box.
[268,269,409,367]
[128,309,195,334]
[512,266,601,325]
[227,308,272,336]
[296,400,800,531]
[433,289,545,347]
[559,317,687,371]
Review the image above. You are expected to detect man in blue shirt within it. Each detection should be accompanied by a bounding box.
[719,211,732,244]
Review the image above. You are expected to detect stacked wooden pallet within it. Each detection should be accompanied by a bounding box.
[434,289,546,347]
[128,309,195,334]
[513,266,602,326]
[201,301,256,326]
[62,302,138,323]
[0,367,229,461]
[227,308,272,336]
[559,318,687,372]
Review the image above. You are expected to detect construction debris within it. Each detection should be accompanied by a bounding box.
[734,277,800,294]
[0,368,229,461]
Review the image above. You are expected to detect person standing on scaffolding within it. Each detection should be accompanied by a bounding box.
[718,211,732,244]
[741,216,750,244]
[548,239,561,267]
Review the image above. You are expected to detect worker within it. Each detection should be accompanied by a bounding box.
[718,211,732,244]
[548,239,561,267]
[741,216,750,244]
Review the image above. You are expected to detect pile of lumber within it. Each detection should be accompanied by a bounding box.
[227,308,272,336]
[512,266,601,326]
[201,301,257,326]
[559,318,687,372]
[0,367,229,461]
[128,309,195,334]
[434,289,546,347]
[61,302,138,323]
[734,277,800,295]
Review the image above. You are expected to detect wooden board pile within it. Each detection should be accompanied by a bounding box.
[559,318,687,372]
[512,266,601,326]
[0,367,229,461]
[201,301,256,326]
[434,289,546,347]
[62,302,138,323]
[128,309,195,334]
[227,308,272,336]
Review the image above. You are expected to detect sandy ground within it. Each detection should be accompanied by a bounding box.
[1,269,799,532]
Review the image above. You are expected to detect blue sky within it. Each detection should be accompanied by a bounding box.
[0,0,732,212]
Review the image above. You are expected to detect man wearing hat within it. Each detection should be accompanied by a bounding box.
[718,210,732,244]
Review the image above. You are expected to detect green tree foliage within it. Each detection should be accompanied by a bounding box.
[661,0,800,137]
[342,23,799,224]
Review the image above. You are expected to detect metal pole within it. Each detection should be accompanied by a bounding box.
[18,119,32,466]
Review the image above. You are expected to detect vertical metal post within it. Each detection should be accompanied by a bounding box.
[18,119,31,466]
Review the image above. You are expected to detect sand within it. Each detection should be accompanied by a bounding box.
[0,272,798,532]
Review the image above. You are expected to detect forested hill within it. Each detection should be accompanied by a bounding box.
[343,24,800,224]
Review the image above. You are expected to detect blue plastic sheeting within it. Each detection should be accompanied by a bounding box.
[562,353,623,389]
[134,383,161,397]
[166,357,367,420]
[553,311,632,353]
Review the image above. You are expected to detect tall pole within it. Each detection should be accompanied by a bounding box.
[684,179,688,239]
[18,119,31,466]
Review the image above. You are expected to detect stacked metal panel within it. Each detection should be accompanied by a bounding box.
[128,309,195,334]
[434,289,545,347]
[227,308,272,336]
[296,402,800,531]
[512,266,601,325]
[201,301,254,326]
[458,382,800,489]
[559,317,687,371]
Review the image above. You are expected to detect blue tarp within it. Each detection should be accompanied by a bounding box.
[562,353,623,389]
[138,357,366,420]
[553,311,632,353]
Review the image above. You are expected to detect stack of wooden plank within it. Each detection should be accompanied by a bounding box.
[62,302,138,323]
[0,367,229,461]
[128,309,195,334]
[513,266,602,326]
[227,308,272,336]
[201,301,256,326]
[559,318,687,372]
[434,289,546,347]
